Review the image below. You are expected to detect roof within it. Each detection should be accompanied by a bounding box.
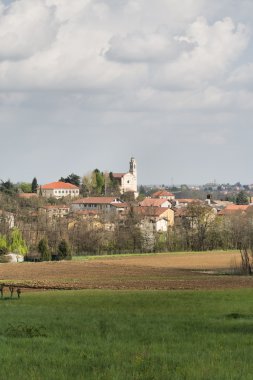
[177,199,201,203]
[40,181,79,190]
[111,202,129,208]
[72,197,122,205]
[220,204,251,215]
[112,173,126,179]
[134,206,170,217]
[152,190,175,198]
[140,198,170,207]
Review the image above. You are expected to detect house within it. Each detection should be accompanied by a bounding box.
[174,204,217,227]
[68,209,116,231]
[174,199,203,208]
[140,198,171,208]
[71,197,128,213]
[151,190,175,201]
[38,181,79,199]
[133,206,174,232]
[110,157,138,198]
[218,204,253,216]
[38,205,70,218]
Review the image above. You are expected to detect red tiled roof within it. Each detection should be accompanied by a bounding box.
[134,206,170,217]
[72,197,122,205]
[221,204,250,215]
[111,202,128,208]
[140,198,170,207]
[152,190,175,198]
[112,173,126,179]
[177,199,201,203]
[40,182,79,190]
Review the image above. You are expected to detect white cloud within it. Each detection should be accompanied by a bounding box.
[0,0,57,60]
[105,29,193,63]
[151,17,250,91]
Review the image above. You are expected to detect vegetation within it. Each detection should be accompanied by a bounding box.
[0,289,253,379]
[57,239,71,260]
[0,229,27,256]
[19,182,32,193]
[236,190,249,205]
[59,173,80,187]
[0,180,17,195]
[38,238,51,261]
[31,177,38,193]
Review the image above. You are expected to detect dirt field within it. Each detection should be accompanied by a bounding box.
[1,251,253,291]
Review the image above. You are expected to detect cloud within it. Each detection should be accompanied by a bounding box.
[151,17,250,91]
[0,0,57,61]
[105,29,193,63]
[228,63,253,89]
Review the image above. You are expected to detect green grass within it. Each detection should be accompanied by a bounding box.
[0,289,253,379]
[72,249,239,261]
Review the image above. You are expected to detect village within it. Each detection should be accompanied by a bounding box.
[0,157,252,262]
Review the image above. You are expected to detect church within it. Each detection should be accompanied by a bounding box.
[111,157,138,198]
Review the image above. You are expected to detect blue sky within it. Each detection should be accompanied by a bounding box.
[0,0,253,185]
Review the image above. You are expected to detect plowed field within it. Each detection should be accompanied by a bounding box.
[1,251,253,291]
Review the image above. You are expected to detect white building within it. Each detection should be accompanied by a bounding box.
[71,197,127,213]
[111,157,138,198]
[38,181,79,199]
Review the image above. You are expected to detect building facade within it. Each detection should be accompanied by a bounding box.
[38,181,79,199]
[112,157,138,198]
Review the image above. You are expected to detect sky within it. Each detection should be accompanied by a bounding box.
[0,0,253,186]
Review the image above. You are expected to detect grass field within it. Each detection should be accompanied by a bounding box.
[1,289,253,380]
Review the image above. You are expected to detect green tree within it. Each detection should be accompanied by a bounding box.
[20,182,32,193]
[31,177,38,193]
[57,239,71,260]
[82,170,105,195]
[94,169,105,194]
[8,228,28,255]
[0,180,17,195]
[0,234,8,255]
[59,173,80,187]
[38,238,51,261]
[236,191,249,205]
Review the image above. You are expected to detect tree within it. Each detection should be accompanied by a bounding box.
[94,169,105,194]
[82,171,97,195]
[8,228,28,255]
[226,213,253,274]
[104,172,119,196]
[0,180,17,195]
[59,173,80,187]
[0,234,8,255]
[236,191,249,205]
[20,182,32,193]
[31,178,38,193]
[82,170,105,195]
[38,238,51,261]
[57,239,71,260]
[180,202,216,251]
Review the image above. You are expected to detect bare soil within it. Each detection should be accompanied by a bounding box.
[1,251,253,291]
